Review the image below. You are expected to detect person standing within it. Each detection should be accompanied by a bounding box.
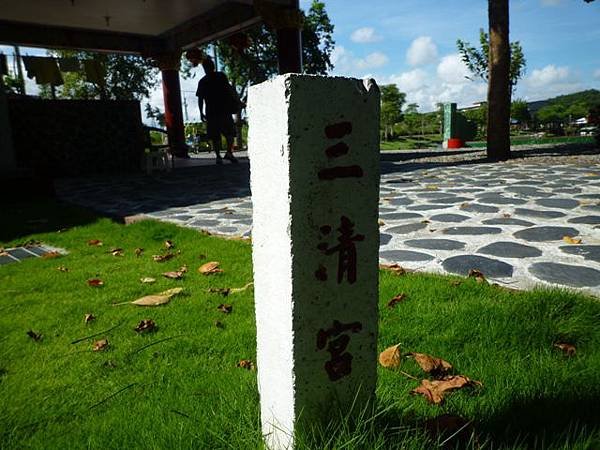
[187,51,239,165]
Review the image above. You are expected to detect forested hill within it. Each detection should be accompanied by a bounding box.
[528,89,600,114]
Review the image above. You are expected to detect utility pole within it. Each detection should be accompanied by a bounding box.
[13,46,25,95]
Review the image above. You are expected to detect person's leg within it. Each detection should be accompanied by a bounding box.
[207,118,222,164]
[222,115,238,163]
[212,137,223,164]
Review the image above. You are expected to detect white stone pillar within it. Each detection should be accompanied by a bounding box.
[248,74,380,449]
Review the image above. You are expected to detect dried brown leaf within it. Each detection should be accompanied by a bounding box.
[88,239,103,246]
[84,313,96,323]
[199,261,223,275]
[87,278,104,287]
[140,277,156,284]
[153,253,176,262]
[57,266,69,272]
[134,319,157,333]
[217,303,233,314]
[110,248,124,257]
[135,248,144,257]
[131,287,183,306]
[379,263,407,276]
[162,271,184,280]
[379,344,402,368]
[165,240,175,249]
[408,352,453,377]
[26,330,42,341]
[237,359,255,370]
[468,269,487,284]
[554,342,576,357]
[411,375,480,404]
[563,236,583,245]
[93,339,108,352]
[42,251,61,259]
[387,293,407,308]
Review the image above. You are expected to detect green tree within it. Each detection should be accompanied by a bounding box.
[43,50,159,101]
[457,28,526,94]
[189,0,334,103]
[511,99,530,128]
[463,104,488,138]
[380,84,406,141]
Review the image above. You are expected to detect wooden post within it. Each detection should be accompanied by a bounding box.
[487,0,511,161]
[275,0,303,74]
[153,52,188,158]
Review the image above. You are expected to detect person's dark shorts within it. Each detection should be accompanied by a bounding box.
[206,113,235,140]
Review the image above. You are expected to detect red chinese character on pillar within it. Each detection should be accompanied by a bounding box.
[318,121,364,180]
[316,320,363,381]
[316,216,364,284]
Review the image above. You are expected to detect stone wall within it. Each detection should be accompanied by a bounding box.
[7,97,144,176]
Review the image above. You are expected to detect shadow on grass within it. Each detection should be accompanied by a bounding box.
[0,200,101,244]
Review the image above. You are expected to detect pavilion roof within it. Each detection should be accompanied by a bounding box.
[0,0,294,54]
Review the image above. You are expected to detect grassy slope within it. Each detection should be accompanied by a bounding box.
[1,201,599,449]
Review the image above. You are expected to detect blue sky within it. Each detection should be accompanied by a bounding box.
[2,0,599,120]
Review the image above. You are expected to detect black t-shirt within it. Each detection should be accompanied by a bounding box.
[196,71,233,117]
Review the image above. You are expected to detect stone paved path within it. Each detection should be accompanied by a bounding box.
[56,148,600,296]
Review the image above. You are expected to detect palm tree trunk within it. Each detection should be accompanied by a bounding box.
[487,0,511,161]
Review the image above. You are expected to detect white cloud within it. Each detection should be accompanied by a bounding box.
[436,53,471,84]
[331,46,389,76]
[528,64,570,85]
[406,36,438,66]
[350,27,382,44]
[389,68,428,92]
[520,64,582,100]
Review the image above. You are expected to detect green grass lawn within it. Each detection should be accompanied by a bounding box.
[466,135,596,148]
[1,201,599,449]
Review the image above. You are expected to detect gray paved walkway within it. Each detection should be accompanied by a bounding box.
[56,147,600,296]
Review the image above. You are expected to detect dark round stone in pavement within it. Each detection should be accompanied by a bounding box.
[460,203,500,213]
[442,255,514,278]
[443,226,502,235]
[386,222,428,234]
[554,188,582,194]
[432,196,474,204]
[189,219,220,227]
[429,213,470,223]
[568,215,600,225]
[513,226,580,242]
[234,219,253,225]
[505,186,552,197]
[535,198,580,209]
[447,188,485,193]
[387,197,413,206]
[380,250,434,262]
[405,239,466,250]
[415,192,456,199]
[379,207,396,213]
[482,217,535,227]
[407,204,453,211]
[477,241,542,258]
[380,212,424,220]
[582,204,600,212]
[559,245,600,263]
[477,195,527,205]
[514,208,566,219]
[529,262,600,288]
[576,194,600,199]
[380,233,393,246]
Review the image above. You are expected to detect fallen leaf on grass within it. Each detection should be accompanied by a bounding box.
[217,304,233,314]
[387,293,407,308]
[468,269,487,284]
[135,248,144,257]
[84,314,96,323]
[237,360,255,370]
[140,277,156,284]
[57,266,69,272]
[230,282,253,294]
[379,344,402,368]
[162,271,183,280]
[42,251,61,259]
[88,239,103,246]
[379,263,407,275]
[134,319,157,333]
[199,261,223,275]
[87,278,104,287]
[554,342,576,357]
[92,339,108,352]
[153,253,176,262]
[408,352,453,377]
[412,375,481,405]
[563,236,583,245]
[26,330,42,341]
[110,248,124,257]
[130,287,184,307]
[165,240,175,250]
